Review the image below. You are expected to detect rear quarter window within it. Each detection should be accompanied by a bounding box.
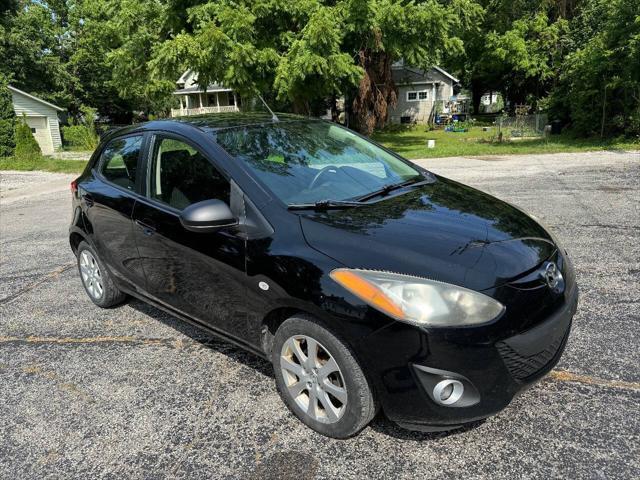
[99,135,143,191]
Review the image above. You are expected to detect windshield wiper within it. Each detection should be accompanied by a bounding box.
[355,177,430,202]
[287,199,367,210]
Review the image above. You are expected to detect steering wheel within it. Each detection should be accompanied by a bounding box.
[309,165,340,190]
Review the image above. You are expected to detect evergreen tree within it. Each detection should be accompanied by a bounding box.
[14,114,41,159]
[0,75,16,157]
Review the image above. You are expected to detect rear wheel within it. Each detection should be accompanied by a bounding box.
[77,241,126,308]
[272,315,377,438]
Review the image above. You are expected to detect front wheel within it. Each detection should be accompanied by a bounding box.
[272,315,377,438]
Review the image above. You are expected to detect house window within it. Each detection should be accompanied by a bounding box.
[407,90,429,101]
[31,128,36,133]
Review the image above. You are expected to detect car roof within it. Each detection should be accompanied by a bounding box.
[172,112,310,131]
[104,112,315,140]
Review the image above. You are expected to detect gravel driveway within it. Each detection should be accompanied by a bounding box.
[1,150,638,479]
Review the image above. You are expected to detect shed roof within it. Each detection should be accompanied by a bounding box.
[8,85,64,112]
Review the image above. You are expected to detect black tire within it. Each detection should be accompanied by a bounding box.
[76,241,127,308]
[272,315,377,438]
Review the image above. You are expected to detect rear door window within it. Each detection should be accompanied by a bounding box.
[100,135,143,191]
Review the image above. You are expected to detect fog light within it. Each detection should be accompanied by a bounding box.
[433,379,464,406]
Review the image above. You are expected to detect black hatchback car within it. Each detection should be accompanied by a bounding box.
[69,113,578,438]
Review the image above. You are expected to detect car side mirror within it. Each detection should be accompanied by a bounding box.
[179,199,238,232]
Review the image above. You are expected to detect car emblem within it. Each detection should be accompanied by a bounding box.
[540,261,564,293]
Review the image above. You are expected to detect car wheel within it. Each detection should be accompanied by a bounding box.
[77,241,126,308]
[272,315,377,438]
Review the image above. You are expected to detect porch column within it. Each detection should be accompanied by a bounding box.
[199,93,203,111]
[233,93,238,111]
[216,92,220,112]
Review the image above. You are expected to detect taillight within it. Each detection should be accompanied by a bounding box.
[70,179,78,194]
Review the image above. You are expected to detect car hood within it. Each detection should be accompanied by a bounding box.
[299,175,556,291]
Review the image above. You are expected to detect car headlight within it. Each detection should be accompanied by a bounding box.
[330,269,505,327]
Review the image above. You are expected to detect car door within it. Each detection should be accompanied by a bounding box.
[132,133,249,340]
[80,133,147,288]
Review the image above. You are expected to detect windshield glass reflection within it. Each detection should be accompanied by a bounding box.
[214,121,421,205]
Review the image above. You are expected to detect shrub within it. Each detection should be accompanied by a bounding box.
[14,114,41,160]
[0,79,16,157]
[62,105,99,150]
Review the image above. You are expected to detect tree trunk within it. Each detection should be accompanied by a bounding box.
[329,94,339,123]
[291,97,310,115]
[350,48,397,135]
[471,79,484,115]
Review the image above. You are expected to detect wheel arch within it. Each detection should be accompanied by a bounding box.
[260,306,305,357]
[69,229,88,255]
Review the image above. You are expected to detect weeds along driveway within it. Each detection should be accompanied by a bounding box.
[0,151,638,479]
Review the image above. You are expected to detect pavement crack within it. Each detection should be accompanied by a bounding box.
[548,369,640,392]
[0,263,75,306]
[2,334,639,393]
[0,335,215,349]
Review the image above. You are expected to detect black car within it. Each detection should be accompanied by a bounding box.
[69,113,578,438]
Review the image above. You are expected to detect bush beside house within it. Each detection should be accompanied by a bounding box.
[61,105,99,151]
[14,114,42,159]
[0,80,16,157]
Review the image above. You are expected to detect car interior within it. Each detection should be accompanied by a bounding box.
[150,141,230,210]
[101,136,141,191]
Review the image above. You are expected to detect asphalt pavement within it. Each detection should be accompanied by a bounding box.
[1,150,639,479]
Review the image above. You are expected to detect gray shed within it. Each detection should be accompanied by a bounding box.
[9,85,64,155]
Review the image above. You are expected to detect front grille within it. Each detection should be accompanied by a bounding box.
[497,322,571,381]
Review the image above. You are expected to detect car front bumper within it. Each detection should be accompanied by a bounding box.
[358,281,578,432]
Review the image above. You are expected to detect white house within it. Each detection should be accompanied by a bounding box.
[171,70,240,117]
[9,85,63,154]
[388,63,464,125]
[480,91,503,113]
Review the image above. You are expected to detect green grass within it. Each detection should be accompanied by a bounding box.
[0,155,88,174]
[60,144,94,152]
[372,126,640,159]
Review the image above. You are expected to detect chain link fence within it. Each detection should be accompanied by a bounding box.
[497,113,548,138]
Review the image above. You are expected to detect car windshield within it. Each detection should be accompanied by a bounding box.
[214,121,421,205]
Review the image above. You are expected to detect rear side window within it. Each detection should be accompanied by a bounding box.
[149,137,229,210]
[100,135,143,190]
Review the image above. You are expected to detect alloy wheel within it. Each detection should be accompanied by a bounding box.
[280,335,347,424]
[79,250,104,300]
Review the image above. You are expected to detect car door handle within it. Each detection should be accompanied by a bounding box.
[82,193,94,207]
[134,219,156,236]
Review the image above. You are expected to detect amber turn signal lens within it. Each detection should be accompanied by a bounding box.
[330,269,404,319]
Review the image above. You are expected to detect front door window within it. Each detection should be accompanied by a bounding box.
[149,137,230,210]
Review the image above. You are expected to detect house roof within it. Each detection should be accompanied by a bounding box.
[175,69,232,94]
[8,85,64,111]
[391,64,459,86]
[176,69,193,85]
[432,66,459,83]
[173,85,232,95]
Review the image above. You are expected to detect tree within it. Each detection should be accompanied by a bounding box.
[0,74,16,157]
[148,0,480,134]
[444,0,572,114]
[14,114,41,159]
[481,12,568,110]
[342,0,481,134]
[549,0,640,136]
[0,0,76,109]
